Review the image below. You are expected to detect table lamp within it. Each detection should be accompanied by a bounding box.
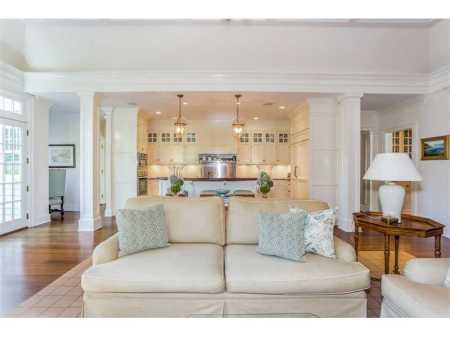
[363,153,422,222]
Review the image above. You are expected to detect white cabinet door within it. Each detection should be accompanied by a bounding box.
[252,143,265,164]
[183,144,198,164]
[159,144,184,164]
[276,143,290,164]
[237,143,252,163]
[264,143,277,164]
[148,143,161,164]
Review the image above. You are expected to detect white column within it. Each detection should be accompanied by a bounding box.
[336,93,363,232]
[103,108,113,217]
[307,97,339,207]
[78,92,102,231]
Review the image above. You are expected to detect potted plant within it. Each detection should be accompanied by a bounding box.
[257,171,273,198]
[169,175,184,195]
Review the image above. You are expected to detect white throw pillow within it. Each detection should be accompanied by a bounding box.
[444,267,450,288]
[290,207,337,258]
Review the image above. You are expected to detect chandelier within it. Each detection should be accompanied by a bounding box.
[232,94,245,134]
[174,94,187,136]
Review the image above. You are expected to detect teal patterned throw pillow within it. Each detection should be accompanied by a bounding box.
[257,211,308,261]
[116,204,169,256]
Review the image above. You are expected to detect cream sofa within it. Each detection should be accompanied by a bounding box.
[81,196,370,317]
[381,258,450,317]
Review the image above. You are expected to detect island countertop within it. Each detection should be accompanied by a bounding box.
[148,177,289,181]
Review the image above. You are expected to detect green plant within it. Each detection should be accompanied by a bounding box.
[257,171,273,196]
[169,175,184,194]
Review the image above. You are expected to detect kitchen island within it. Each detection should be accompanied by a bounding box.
[148,177,290,198]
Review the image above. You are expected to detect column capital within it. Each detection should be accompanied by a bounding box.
[101,106,114,117]
[337,93,364,103]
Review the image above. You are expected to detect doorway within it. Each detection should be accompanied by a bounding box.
[0,118,28,235]
[392,128,413,214]
[360,129,372,211]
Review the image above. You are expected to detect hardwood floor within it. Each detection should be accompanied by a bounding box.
[0,212,448,317]
[0,212,116,316]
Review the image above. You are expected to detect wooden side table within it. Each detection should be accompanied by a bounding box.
[352,212,444,275]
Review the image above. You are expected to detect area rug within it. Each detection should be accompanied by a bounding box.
[7,258,91,318]
[358,250,416,279]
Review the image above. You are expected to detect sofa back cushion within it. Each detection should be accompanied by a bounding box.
[125,196,225,245]
[226,197,329,244]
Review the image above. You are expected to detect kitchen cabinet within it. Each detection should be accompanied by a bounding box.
[137,112,148,153]
[148,143,161,164]
[159,143,184,164]
[276,143,290,164]
[148,180,160,196]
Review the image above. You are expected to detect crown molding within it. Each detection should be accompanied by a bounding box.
[428,65,450,93]
[24,70,429,95]
[0,61,24,92]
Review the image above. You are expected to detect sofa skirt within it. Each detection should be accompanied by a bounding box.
[83,291,367,318]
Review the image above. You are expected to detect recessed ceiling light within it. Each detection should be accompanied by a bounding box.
[183,102,188,105]
[253,116,259,120]
[279,105,286,110]
[155,111,161,115]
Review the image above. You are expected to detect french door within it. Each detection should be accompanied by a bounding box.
[0,118,27,235]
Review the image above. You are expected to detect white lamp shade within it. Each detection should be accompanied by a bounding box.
[363,153,422,182]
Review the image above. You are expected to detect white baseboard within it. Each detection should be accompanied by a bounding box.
[29,214,51,228]
[78,216,102,232]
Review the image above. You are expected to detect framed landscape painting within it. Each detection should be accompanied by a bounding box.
[49,144,76,168]
[421,136,449,160]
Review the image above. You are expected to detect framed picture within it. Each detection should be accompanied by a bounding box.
[421,136,449,160]
[49,144,76,168]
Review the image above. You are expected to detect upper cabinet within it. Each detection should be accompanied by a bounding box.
[238,129,290,165]
[147,123,290,166]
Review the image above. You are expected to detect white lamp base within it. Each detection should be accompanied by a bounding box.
[379,182,405,222]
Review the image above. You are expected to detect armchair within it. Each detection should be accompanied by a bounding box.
[49,169,66,219]
[381,258,450,317]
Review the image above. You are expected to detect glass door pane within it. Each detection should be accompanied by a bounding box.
[0,119,27,235]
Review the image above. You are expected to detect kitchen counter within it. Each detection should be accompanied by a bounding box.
[149,177,289,181]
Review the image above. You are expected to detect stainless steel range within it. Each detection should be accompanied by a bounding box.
[199,154,237,179]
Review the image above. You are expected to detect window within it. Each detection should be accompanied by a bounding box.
[392,128,412,158]
[253,132,263,143]
[186,132,196,143]
[173,133,182,143]
[161,133,170,143]
[148,132,157,143]
[265,133,275,143]
[279,133,289,143]
[0,95,22,115]
[239,133,249,143]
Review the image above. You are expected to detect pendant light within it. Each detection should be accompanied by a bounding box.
[174,94,187,136]
[232,94,245,134]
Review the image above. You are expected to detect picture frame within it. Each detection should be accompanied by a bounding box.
[49,144,76,168]
[421,135,449,160]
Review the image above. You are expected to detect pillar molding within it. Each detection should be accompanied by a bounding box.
[78,91,102,231]
[102,107,114,217]
[336,93,363,232]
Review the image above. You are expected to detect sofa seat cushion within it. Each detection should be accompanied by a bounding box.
[225,245,370,295]
[82,244,224,294]
[382,274,450,317]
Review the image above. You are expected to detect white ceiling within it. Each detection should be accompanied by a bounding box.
[101,92,316,120]
[43,92,419,119]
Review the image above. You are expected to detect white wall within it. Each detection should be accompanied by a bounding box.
[367,90,450,238]
[30,96,50,227]
[23,21,431,73]
[429,20,450,71]
[48,109,80,211]
[0,20,26,69]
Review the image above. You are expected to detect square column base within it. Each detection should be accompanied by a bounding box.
[78,216,102,232]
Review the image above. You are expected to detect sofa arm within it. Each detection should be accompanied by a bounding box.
[403,258,450,286]
[335,236,356,262]
[92,233,119,266]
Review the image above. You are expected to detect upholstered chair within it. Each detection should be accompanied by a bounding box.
[381,258,450,317]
